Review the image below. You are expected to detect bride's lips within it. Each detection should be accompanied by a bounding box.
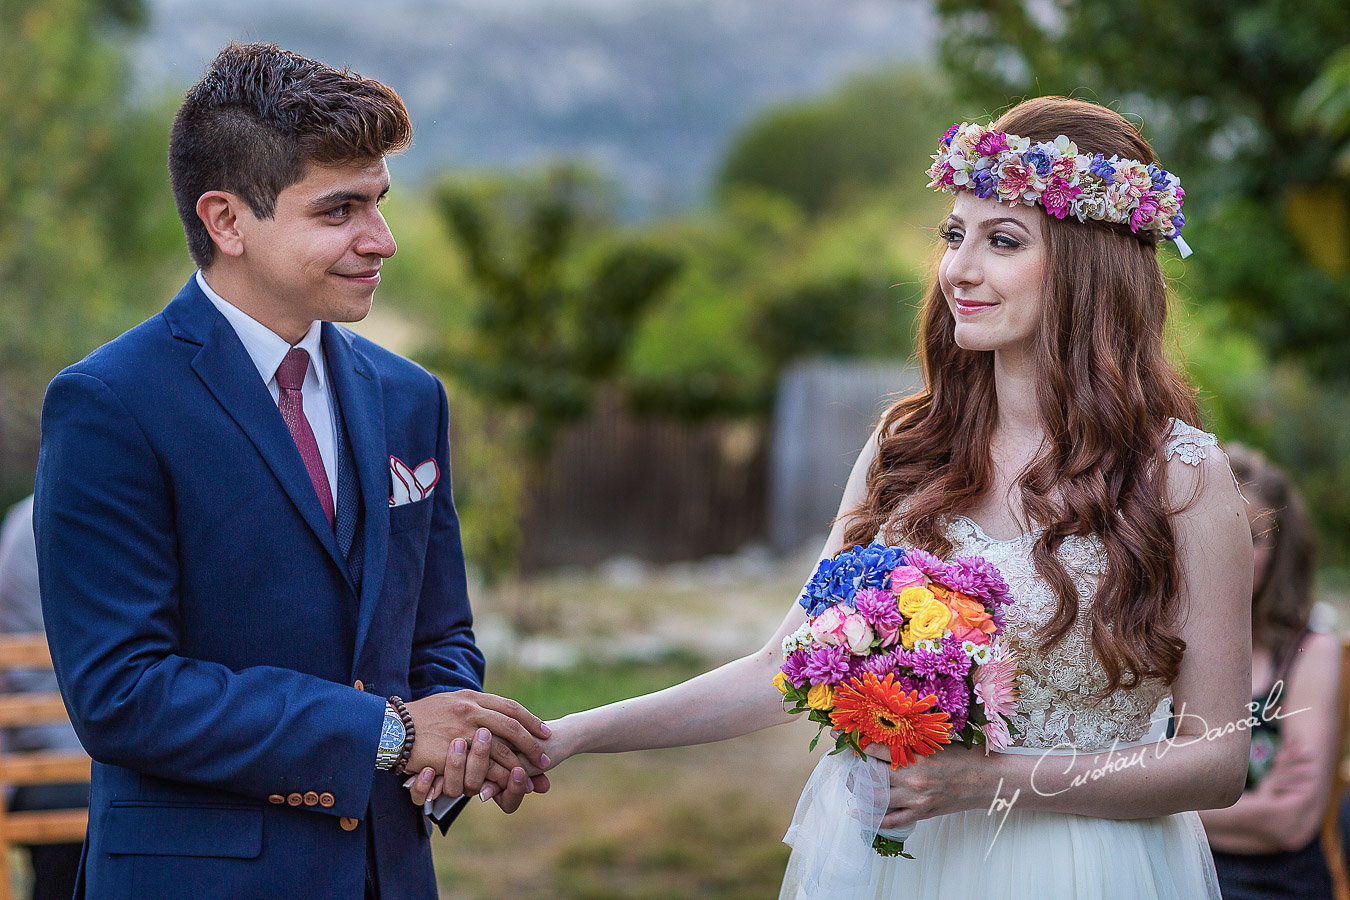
[954,297,997,315]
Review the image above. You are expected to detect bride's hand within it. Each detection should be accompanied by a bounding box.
[535,718,582,773]
[860,743,992,829]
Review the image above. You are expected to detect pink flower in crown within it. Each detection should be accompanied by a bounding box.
[1130,192,1162,233]
[940,123,961,148]
[974,130,1010,158]
[1040,177,1082,219]
[1119,162,1152,194]
[955,125,987,156]
[1050,154,1078,180]
[995,160,1032,203]
[927,160,957,189]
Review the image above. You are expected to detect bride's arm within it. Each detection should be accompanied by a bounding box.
[542,426,882,765]
[874,447,1254,823]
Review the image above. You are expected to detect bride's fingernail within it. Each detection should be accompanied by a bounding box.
[403,776,416,788]
[540,752,551,768]
[541,723,552,737]
[479,784,497,802]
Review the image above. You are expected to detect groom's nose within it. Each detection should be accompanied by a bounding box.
[355,209,397,259]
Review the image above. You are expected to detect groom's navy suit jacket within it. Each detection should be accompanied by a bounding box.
[34,277,482,899]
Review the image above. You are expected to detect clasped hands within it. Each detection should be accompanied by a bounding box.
[400,690,553,813]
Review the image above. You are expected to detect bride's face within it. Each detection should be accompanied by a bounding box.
[937,193,1048,359]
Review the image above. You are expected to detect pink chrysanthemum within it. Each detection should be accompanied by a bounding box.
[973,652,1019,721]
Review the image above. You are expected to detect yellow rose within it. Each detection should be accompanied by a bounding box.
[903,599,953,647]
[897,586,935,618]
[773,671,792,695]
[806,683,835,711]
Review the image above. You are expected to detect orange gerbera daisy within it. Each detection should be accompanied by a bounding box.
[829,673,952,769]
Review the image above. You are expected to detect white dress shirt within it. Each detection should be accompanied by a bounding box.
[196,271,338,510]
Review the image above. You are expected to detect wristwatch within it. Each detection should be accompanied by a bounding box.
[375,701,406,771]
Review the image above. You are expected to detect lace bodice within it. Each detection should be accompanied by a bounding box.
[893,419,1220,752]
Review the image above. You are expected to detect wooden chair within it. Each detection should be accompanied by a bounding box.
[1322,634,1350,900]
[0,634,90,900]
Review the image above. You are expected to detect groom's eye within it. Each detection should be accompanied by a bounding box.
[327,203,351,220]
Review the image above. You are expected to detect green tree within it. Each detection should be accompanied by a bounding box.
[716,69,951,216]
[0,0,181,492]
[422,166,681,578]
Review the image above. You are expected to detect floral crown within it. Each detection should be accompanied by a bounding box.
[926,121,1191,257]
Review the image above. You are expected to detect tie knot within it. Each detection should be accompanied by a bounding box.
[276,347,310,392]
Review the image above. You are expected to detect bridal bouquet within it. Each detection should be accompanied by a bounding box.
[774,541,1018,858]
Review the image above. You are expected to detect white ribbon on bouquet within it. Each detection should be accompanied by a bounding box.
[780,750,912,898]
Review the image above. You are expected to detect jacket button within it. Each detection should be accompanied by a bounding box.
[353,680,364,691]
[319,792,335,808]
[287,793,303,806]
[268,794,285,805]
[303,791,320,806]
[339,816,359,831]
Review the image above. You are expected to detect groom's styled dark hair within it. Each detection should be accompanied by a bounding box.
[169,42,413,267]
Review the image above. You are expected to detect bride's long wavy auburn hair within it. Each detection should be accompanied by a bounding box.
[842,97,1201,693]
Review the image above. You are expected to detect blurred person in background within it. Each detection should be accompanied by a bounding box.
[0,494,88,900]
[1200,445,1341,899]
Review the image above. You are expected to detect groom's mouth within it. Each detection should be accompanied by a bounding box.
[335,269,381,286]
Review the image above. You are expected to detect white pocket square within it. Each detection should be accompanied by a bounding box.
[389,456,439,507]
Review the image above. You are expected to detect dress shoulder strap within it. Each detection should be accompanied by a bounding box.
[1163,418,1219,466]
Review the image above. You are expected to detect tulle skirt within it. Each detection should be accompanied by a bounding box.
[779,748,1221,900]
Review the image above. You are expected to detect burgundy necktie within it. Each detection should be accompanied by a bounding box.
[275,348,335,527]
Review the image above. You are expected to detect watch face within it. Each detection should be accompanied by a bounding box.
[380,713,405,751]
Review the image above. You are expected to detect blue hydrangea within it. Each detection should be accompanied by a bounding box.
[1024,149,1053,176]
[799,558,836,616]
[1088,153,1115,179]
[856,542,905,587]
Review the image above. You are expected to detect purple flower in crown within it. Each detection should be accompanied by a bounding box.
[1023,148,1054,177]
[941,123,961,148]
[1088,153,1116,180]
[854,587,902,628]
[1147,164,1171,191]
[973,130,1009,157]
[803,644,851,685]
[1041,177,1082,219]
[1172,213,1185,233]
[970,168,997,199]
[781,648,812,688]
[1130,191,1162,233]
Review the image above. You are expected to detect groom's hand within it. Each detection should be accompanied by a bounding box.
[404,690,551,776]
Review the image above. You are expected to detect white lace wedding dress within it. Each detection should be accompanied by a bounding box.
[780,420,1225,900]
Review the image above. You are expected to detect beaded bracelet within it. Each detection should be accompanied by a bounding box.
[388,696,415,775]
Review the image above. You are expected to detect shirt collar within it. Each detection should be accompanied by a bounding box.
[196,270,327,390]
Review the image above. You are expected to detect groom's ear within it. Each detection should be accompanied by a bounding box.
[195,191,247,260]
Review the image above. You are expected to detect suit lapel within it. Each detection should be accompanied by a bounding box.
[170,280,355,595]
[323,323,389,662]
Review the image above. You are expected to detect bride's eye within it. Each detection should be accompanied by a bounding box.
[938,224,962,245]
